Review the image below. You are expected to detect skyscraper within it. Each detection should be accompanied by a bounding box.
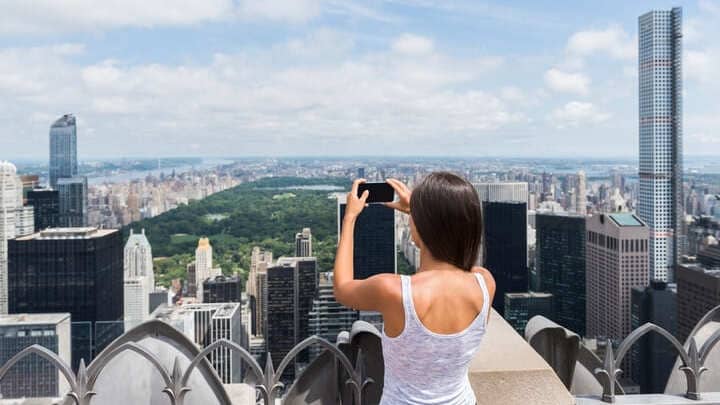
[0,313,71,398]
[266,257,318,378]
[482,201,528,315]
[638,8,684,282]
[474,182,529,205]
[586,213,649,342]
[49,114,78,189]
[576,171,587,215]
[123,229,155,330]
[676,262,720,341]
[630,281,677,393]
[308,272,359,358]
[152,303,245,384]
[8,227,124,369]
[0,162,20,314]
[57,177,87,227]
[247,247,272,336]
[338,198,396,279]
[295,227,312,257]
[504,292,554,334]
[202,275,242,303]
[536,213,586,335]
[195,237,220,301]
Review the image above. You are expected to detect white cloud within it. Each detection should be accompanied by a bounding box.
[566,26,636,60]
[686,49,719,84]
[238,0,321,23]
[0,0,329,35]
[544,68,590,95]
[550,101,610,129]
[0,36,522,156]
[392,33,434,55]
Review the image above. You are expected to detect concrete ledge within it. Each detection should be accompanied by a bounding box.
[576,393,720,404]
[469,310,575,405]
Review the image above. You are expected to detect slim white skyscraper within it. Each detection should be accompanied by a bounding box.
[124,229,155,329]
[473,182,528,204]
[576,171,587,215]
[0,162,19,314]
[195,237,220,301]
[638,7,684,282]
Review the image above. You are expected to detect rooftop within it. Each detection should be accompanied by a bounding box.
[0,313,70,326]
[608,212,646,227]
[15,227,116,241]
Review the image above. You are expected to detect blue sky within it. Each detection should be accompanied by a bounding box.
[0,0,718,158]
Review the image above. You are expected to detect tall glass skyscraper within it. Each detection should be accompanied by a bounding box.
[638,8,684,282]
[49,114,78,189]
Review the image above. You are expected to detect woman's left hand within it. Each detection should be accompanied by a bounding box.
[345,178,369,220]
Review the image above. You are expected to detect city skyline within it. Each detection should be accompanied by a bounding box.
[1,1,720,158]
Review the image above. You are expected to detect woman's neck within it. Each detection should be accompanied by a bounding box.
[417,249,461,273]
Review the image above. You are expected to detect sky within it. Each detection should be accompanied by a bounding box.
[1,0,719,159]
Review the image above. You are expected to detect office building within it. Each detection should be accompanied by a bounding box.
[247,247,272,336]
[195,237,220,301]
[504,292,554,335]
[474,182,529,205]
[202,275,242,303]
[149,289,169,314]
[0,313,71,398]
[308,272,359,358]
[49,114,78,189]
[536,213,586,335]
[576,171,587,215]
[152,303,245,383]
[338,198,396,279]
[482,201,528,315]
[586,213,650,342]
[295,227,312,257]
[698,243,720,267]
[57,177,87,227]
[8,227,123,369]
[638,8,684,282]
[0,162,20,314]
[27,189,60,231]
[677,263,720,341]
[186,262,197,297]
[123,229,155,330]
[631,281,677,393]
[266,257,318,378]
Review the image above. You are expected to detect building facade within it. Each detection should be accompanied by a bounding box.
[152,303,245,383]
[57,177,88,227]
[49,114,78,189]
[308,272,359,358]
[338,199,396,279]
[504,292,554,334]
[474,182,529,205]
[638,8,684,282]
[677,263,720,341]
[8,227,124,369]
[0,162,19,314]
[295,227,312,257]
[0,313,71,398]
[482,201,528,315]
[536,213,586,335]
[630,281,677,393]
[195,237,220,301]
[586,213,650,342]
[123,229,155,330]
[202,275,242,304]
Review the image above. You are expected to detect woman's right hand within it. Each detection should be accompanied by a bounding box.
[384,178,411,214]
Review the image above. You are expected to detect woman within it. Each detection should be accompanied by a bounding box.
[334,172,496,405]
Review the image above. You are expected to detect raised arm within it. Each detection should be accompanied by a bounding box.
[333,179,397,311]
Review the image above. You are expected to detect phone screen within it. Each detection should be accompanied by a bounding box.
[357,182,394,203]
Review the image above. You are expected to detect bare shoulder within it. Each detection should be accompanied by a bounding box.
[366,273,403,301]
[471,266,496,297]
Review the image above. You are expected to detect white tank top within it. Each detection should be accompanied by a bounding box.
[380,273,490,405]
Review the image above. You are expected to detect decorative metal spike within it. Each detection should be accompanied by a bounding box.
[680,338,706,400]
[72,359,96,405]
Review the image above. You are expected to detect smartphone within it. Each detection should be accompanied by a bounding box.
[357,182,394,203]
